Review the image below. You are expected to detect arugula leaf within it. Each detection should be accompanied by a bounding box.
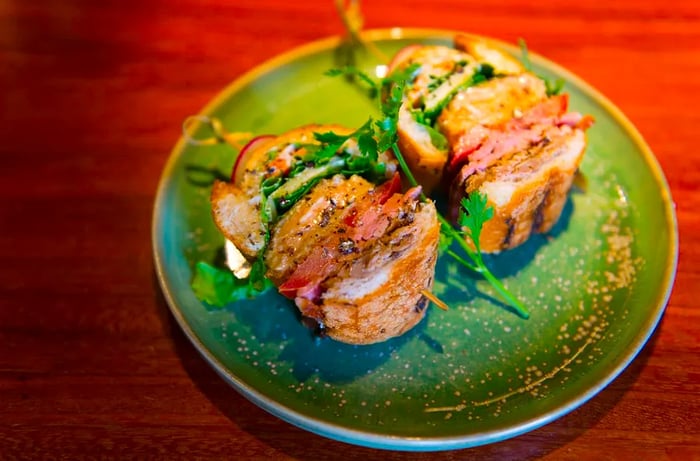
[518,38,566,97]
[314,142,345,163]
[384,62,421,91]
[247,257,270,292]
[427,60,468,91]
[192,261,272,307]
[324,66,379,98]
[518,38,533,71]
[544,77,565,97]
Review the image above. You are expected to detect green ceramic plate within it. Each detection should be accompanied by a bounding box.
[152,29,678,451]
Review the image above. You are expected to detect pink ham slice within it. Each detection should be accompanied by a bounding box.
[448,94,591,176]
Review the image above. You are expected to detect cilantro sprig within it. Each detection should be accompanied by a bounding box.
[441,196,530,318]
[385,131,528,317]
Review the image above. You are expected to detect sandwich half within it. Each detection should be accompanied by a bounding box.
[210,124,440,344]
[387,34,593,252]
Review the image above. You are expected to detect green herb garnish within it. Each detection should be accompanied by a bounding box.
[191,117,393,306]
[324,66,379,98]
[327,58,496,130]
[441,195,530,318]
[422,63,496,124]
[191,261,272,306]
[518,38,565,97]
[426,59,469,91]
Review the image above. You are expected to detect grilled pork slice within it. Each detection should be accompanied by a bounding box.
[437,72,548,169]
[210,124,440,344]
[448,107,590,253]
[269,174,439,344]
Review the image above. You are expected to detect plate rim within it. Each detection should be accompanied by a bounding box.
[152,27,679,451]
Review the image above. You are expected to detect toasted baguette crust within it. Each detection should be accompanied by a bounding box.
[396,104,447,194]
[265,174,374,285]
[318,202,440,344]
[453,35,525,75]
[210,181,265,259]
[210,124,440,344]
[452,129,586,253]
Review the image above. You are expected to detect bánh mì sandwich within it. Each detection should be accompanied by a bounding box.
[210,124,440,344]
[387,34,593,253]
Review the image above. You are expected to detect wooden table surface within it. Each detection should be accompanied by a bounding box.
[1,0,698,459]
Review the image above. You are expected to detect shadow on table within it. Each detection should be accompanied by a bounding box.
[152,272,661,460]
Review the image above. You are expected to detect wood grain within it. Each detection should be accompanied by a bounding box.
[1,0,699,459]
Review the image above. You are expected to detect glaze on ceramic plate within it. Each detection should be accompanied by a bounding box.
[152,29,677,451]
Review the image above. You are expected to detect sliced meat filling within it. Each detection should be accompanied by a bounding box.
[268,174,425,320]
[448,127,587,250]
[446,93,593,177]
[265,174,375,285]
[437,73,548,168]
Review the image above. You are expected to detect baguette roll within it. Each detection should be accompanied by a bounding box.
[386,35,593,253]
[210,125,440,344]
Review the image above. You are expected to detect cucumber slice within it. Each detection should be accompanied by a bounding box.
[269,156,346,208]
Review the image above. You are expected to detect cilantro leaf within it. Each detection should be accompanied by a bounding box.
[450,194,529,318]
[313,130,350,144]
[422,63,497,122]
[357,131,378,158]
[458,192,494,254]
